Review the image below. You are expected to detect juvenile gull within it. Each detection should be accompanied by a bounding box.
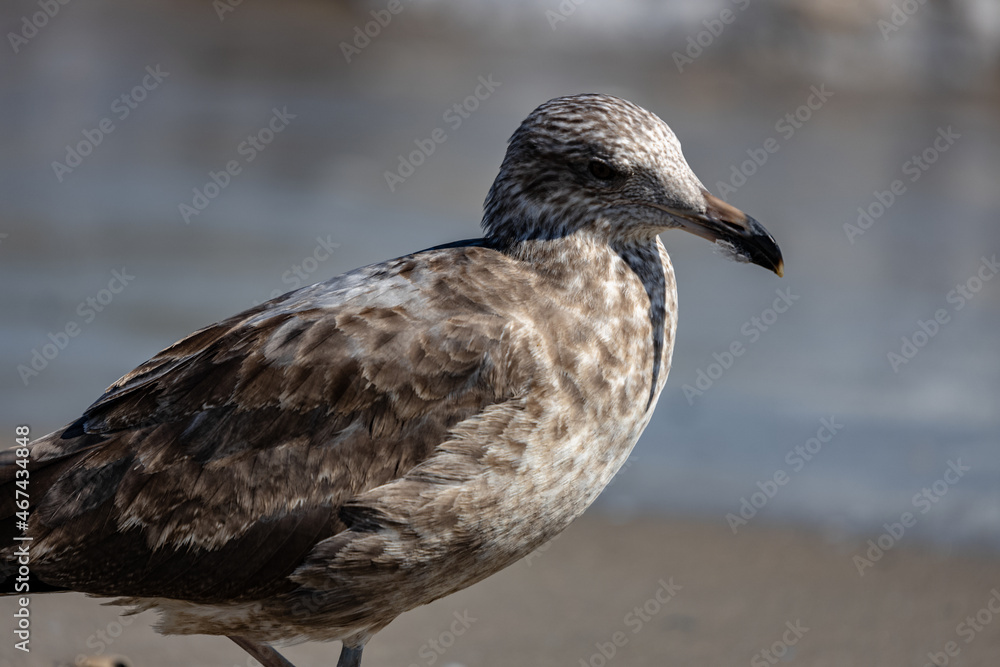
[1,94,782,667]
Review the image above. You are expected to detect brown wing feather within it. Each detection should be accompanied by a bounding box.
[1,246,520,602]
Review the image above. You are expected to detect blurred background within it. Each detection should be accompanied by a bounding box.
[2,0,999,665]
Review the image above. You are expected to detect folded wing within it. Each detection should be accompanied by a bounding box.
[0,247,521,603]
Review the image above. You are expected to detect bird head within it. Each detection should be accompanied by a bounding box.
[483,93,783,277]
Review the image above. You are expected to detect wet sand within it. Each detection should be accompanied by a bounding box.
[2,515,998,667]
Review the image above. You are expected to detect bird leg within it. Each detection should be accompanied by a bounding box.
[337,643,364,667]
[228,636,363,667]
[229,636,296,667]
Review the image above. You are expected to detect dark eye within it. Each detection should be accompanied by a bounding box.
[587,159,616,181]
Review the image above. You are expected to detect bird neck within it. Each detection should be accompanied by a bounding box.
[491,227,670,305]
[494,228,674,414]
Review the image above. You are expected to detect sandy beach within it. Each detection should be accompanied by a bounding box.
[3,514,998,667]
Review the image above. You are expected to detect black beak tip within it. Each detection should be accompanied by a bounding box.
[744,216,784,277]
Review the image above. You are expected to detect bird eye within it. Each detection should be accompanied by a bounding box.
[587,160,616,181]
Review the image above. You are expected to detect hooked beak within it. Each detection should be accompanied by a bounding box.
[651,190,784,277]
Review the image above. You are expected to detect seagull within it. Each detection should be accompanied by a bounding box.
[1,94,782,667]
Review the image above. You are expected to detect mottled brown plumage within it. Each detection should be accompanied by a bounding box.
[1,94,782,667]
